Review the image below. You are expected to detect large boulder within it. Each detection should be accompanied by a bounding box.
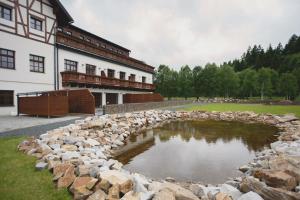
[153,188,176,200]
[108,184,120,200]
[99,170,133,194]
[278,114,298,123]
[159,182,199,200]
[87,189,106,200]
[70,177,98,200]
[61,144,78,151]
[76,165,90,177]
[57,164,76,188]
[269,155,300,181]
[220,184,242,199]
[215,192,232,200]
[254,169,297,190]
[240,177,300,200]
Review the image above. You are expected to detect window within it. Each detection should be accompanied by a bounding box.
[0,48,15,69]
[85,38,91,42]
[107,69,115,78]
[0,4,12,21]
[64,59,77,72]
[130,74,136,81]
[0,90,14,106]
[65,31,72,36]
[79,35,84,40]
[57,27,63,32]
[119,71,125,80]
[142,76,146,83]
[30,16,42,31]
[86,64,96,75]
[30,54,44,73]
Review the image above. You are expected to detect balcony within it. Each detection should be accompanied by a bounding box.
[61,71,155,91]
[56,32,155,74]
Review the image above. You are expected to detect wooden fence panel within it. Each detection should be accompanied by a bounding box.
[123,93,163,103]
[68,89,95,114]
[19,96,68,116]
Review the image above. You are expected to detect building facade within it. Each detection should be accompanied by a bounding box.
[0,0,155,115]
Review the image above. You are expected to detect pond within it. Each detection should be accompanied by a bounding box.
[114,120,278,184]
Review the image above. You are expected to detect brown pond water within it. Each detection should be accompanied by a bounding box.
[115,120,278,184]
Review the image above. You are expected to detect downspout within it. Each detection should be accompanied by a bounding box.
[57,47,60,90]
[54,44,57,90]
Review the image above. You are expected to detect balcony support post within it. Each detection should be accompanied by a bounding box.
[118,93,123,104]
[102,92,106,106]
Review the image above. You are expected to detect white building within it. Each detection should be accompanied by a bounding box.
[0,0,155,115]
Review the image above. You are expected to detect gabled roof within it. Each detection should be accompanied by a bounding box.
[49,0,73,25]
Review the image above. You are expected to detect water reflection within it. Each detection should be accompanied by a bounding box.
[115,120,278,184]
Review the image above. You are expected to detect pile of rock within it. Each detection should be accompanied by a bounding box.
[18,110,300,200]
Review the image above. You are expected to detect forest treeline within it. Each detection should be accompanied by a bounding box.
[155,34,300,100]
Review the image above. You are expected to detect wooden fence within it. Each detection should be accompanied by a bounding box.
[18,89,95,117]
[123,93,163,103]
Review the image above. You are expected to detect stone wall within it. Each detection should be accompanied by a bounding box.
[104,100,194,114]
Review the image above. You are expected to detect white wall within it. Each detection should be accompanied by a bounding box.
[0,31,55,115]
[57,48,154,88]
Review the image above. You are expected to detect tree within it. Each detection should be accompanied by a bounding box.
[192,66,203,99]
[239,69,258,98]
[217,65,239,98]
[154,65,173,99]
[284,34,299,55]
[257,68,273,100]
[199,63,219,97]
[279,73,298,100]
[178,65,193,99]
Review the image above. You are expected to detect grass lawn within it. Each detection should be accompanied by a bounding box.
[181,103,300,117]
[0,136,71,200]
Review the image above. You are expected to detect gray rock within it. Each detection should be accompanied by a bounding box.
[61,151,80,161]
[237,191,263,200]
[85,138,100,146]
[165,177,176,183]
[239,165,251,173]
[35,161,48,170]
[225,180,240,189]
[220,184,242,200]
[189,184,205,198]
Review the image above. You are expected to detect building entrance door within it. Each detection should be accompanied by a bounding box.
[106,93,118,105]
[92,92,102,107]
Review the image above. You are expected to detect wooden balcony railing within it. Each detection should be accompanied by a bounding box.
[61,71,155,91]
[57,32,155,74]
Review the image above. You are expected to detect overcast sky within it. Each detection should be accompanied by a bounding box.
[60,0,300,70]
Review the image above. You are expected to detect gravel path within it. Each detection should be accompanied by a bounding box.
[0,117,85,138]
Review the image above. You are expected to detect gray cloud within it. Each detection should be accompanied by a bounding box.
[61,0,300,70]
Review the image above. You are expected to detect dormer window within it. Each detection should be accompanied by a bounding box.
[0,4,12,21]
[30,16,42,31]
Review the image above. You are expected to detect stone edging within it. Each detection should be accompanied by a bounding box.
[18,110,300,200]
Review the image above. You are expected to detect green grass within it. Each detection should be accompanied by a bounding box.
[0,136,71,200]
[180,103,300,117]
